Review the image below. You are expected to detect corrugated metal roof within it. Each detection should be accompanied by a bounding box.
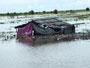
[33,18,71,25]
[15,18,72,29]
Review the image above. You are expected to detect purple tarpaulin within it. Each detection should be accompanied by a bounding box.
[17,22,32,36]
[19,37,33,45]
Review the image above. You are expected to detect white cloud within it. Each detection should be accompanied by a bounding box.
[1,0,29,4]
[27,0,60,11]
[71,0,90,7]
[0,0,90,13]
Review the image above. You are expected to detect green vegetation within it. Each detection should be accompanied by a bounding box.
[86,7,89,11]
[0,8,90,17]
[75,22,85,25]
[74,22,85,27]
[53,9,58,14]
[0,22,4,24]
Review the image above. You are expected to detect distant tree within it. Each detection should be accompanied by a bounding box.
[7,12,10,16]
[69,10,75,13]
[43,11,46,14]
[53,9,58,14]
[19,12,23,15]
[14,12,16,15]
[29,10,34,14]
[35,12,38,14]
[24,12,28,15]
[86,7,89,11]
[50,11,53,13]
[70,10,73,11]
[46,11,49,13]
[13,12,18,16]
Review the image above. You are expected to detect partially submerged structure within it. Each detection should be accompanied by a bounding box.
[15,18,75,37]
[18,34,75,46]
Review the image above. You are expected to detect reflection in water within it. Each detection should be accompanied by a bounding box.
[17,32,90,46]
[19,37,34,46]
[0,39,90,68]
[18,35,75,46]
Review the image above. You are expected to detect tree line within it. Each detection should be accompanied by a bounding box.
[0,8,90,16]
[0,9,58,16]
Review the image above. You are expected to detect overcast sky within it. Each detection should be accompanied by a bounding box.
[0,0,90,13]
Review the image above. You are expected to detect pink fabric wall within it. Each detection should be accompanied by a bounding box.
[17,22,32,36]
[19,37,33,45]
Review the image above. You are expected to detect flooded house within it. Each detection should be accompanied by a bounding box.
[15,18,75,37]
